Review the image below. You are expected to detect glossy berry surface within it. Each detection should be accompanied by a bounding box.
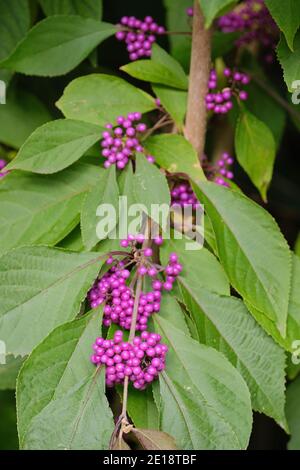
[91,330,168,389]
[101,113,155,169]
[116,16,165,61]
[206,68,250,114]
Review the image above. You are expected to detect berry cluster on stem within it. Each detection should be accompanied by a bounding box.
[206,68,250,114]
[116,16,165,61]
[101,113,155,169]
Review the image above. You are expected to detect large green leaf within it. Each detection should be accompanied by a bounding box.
[6,120,102,174]
[57,74,155,126]
[235,109,276,201]
[277,31,300,91]
[0,355,25,390]
[286,376,300,449]
[0,0,30,84]
[0,17,116,77]
[199,0,238,27]
[154,315,252,449]
[133,154,170,224]
[17,310,114,449]
[81,166,119,250]
[0,87,51,149]
[0,246,105,356]
[192,181,291,337]
[160,237,230,296]
[245,254,300,352]
[144,134,205,181]
[152,84,187,131]
[265,0,300,50]
[0,163,103,254]
[121,45,188,90]
[163,0,192,71]
[39,0,102,19]
[180,280,287,429]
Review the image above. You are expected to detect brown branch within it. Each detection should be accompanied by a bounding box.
[185,0,212,158]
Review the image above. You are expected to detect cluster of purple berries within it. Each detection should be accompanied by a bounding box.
[171,182,200,210]
[217,0,278,61]
[0,159,8,179]
[206,68,250,114]
[213,153,234,187]
[101,113,154,169]
[88,234,182,331]
[91,330,168,389]
[116,16,165,61]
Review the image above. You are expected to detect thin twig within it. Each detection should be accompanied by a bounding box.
[142,115,173,140]
[185,0,212,158]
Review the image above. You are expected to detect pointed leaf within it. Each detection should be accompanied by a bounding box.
[277,31,300,91]
[7,120,102,174]
[265,0,300,50]
[192,181,291,337]
[286,376,300,449]
[0,17,116,77]
[0,246,105,356]
[199,0,238,28]
[57,74,155,126]
[0,163,102,254]
[235,109,276,201]
[144,134,205,181]
[17,310,114,449]
[154,315,252,450]
[0,355,25,390]
[180,280,287,429]
[152,84,187,130]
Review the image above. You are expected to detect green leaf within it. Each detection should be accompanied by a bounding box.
[163,0,192,71]
[39,0,102,19]
[245,254,300,352]
[160,236,230,296]
[265,0,300,50]
[277,31,300,91]
[0,0,30,84]
[154,315,252,449]
[81,166,119,250]
[152,84,187,131]
[6,120,102,174]
[0,87,51,149]
[0,17,116,77]
[180,281,287,429]
[235,109,276,201]
[133,154,170,224]
[144,134,205,181]
[199,0,238,28]
[58,226,84,252]
[0,163,103,255]
[192,181,292,337]
[126,386,160,430]
[0,355,25,390]
[0,246,104,356]
[121,44,188,90]
[17,310,114,449]
[295,233,300,256]
[131,429,177,450]
[158,294,190,336]
[244,81,286,147]
[57,73,155,126]
[286,376,300,449]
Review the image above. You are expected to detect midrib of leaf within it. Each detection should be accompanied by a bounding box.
[196,185,291,328]
[180,281,278,415]
[0,251,104,319]
[154,315,241,448]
